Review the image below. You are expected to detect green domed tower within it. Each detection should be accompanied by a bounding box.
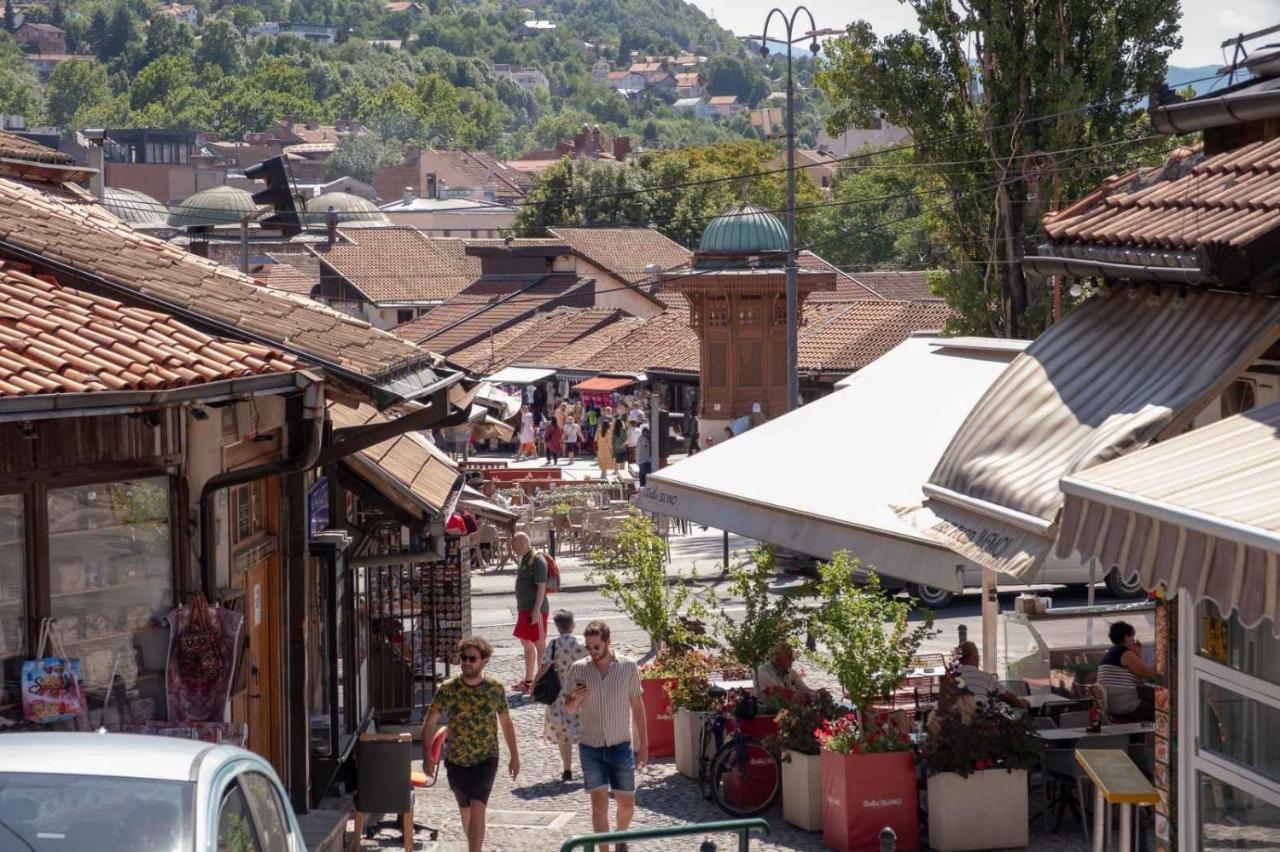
[662,202,835,424]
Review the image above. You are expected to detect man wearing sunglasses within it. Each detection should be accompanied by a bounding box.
[422,636,520,852]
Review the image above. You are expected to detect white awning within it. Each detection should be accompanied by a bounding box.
[1059,401,1280,635]
[897,288,1280,578]
[474,382,522,419]
[482,366,555,385]
[636,336,1026,591]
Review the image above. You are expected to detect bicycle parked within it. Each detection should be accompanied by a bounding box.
[696,686,782,817]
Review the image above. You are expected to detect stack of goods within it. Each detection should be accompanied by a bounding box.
[419,537,474,665]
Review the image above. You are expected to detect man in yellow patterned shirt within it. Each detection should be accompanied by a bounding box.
[422,636,520,852]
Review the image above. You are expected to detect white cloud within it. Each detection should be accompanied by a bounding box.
[687,0,1275,68]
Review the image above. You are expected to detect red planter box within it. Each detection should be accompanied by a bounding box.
[641,677,676,758]
[734,714,778,742]
[820,749,919,851]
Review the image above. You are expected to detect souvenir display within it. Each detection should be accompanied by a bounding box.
[166,599,242,722]
[21,619,82,724]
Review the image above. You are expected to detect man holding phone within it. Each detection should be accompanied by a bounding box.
[562,620,647,852]
[422,636,520,852]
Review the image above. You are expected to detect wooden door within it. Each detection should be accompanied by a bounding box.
[245,554,284,774]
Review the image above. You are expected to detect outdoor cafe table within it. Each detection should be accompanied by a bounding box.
[1035,722,1154,743]
[1025,693,1076,713]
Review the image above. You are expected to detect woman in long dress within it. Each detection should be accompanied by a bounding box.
[596,420,616,477]
[540,610,588,780]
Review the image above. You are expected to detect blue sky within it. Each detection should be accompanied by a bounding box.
[687,0,1275,68]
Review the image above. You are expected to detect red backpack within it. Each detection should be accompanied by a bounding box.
[542,552,561,593]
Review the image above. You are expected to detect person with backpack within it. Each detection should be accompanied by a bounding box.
[511,531,552,692]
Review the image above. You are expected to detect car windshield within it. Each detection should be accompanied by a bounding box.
[0,773,194,852]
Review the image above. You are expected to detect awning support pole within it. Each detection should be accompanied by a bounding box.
[723,530,730,573]
[981,567,998,674]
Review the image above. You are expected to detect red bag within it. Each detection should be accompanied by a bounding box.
[176,593,224,686]
[543,552,560,593]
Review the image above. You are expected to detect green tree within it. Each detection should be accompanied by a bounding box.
[706,545,805,691]
[0,35,43,121]
[144,14,195,64]
[196,17,246,74]
[103,3,139,61]
[817,2,1180,336]
[47,58,110,127]
[705,55,766,106]
[512,157,650,236]
[324,134,403,183]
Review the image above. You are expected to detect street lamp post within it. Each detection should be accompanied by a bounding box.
[744,9,832,412]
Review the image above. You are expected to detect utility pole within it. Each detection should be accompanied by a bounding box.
[744,10,834,411]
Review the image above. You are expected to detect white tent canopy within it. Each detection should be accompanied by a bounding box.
[636,336,1027,591]
[482,366,555,385]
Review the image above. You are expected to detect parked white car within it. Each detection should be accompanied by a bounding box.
[0,732,304,851]
[903,553,1145,609]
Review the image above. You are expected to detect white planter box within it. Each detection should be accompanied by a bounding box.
[673,708,712,779]
[926,768,1029,851]
[781,749,823,831]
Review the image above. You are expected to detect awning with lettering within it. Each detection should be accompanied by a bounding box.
[636,336,1025,591]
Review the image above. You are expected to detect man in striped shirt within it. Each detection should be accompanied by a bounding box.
[563,620,647,852]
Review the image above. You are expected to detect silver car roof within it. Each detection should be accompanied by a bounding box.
[0,733,236,782]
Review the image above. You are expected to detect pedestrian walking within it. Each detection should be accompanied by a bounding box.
[544,418,563,465]
[511,532,549,691]
[625,419,641,468]
[685,411,700,455]
[518,407,535,460]
[422,636,519,852]
[563,620,647,852]
[539,609,588,780]
[597,420,616,479]
[611,414,627,468]
[636,424,652,486]
[555,401,568,430]
[563,416,582,463]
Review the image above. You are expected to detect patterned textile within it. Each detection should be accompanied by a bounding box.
[429,675,509,766]
[543,634,588,745]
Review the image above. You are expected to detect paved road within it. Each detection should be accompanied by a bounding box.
[353,524,1135,850]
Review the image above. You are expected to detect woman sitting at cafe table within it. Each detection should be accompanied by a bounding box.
[1097,620,1156,723]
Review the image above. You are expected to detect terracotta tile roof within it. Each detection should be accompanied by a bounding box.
[310,228,479,304]
[812,270,939,302]
[0,261,297,397]
[251,261,317,296]
[425,149,527,196]
[398,274,594,353]
[537,315,649,370]
[447,307,621,373]
[588,307,700,375]
[797,299,954,371]
[1043,141,1280,251]
[0,129,74,165]
[548,227,692,285]
[328,401,460,514]
[0,176,445,387]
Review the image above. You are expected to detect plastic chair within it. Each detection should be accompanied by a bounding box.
[1043,734,1129,846]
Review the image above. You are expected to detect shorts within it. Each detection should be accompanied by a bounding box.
[579,742,636,794]
[565,441,578,453]
[520,442,535,455]
[445,756,498,807]
[513,608,548,641]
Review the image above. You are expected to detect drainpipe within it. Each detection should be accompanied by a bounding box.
[199,380,325,598]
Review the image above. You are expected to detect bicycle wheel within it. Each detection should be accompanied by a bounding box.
[710,738,781,817]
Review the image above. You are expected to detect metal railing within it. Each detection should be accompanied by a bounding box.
[559,818,770,852]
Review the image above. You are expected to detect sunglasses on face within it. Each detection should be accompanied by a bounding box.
[460,654,484,663]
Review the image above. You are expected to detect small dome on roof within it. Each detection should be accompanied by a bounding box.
[102,187,169,228]
[697,202,788,255]
[168,185,259,229]
[304,191,389,227]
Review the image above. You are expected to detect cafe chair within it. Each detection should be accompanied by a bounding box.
[1043,734,1130,846]
[1057,710,1093,729]
[1032,716,1058,730]
[350,729,445,852]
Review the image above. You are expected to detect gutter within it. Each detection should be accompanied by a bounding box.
[1150,86,1280,135]
[0,371,315,422]
[1022,253,1210,285]
[200,378,325,598]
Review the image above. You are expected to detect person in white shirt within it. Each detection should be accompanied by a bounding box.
[518,407,535,460]
[955,641,1028,709]
[624,421,641,467]
[563,417,582,463]
[756,641,816,697]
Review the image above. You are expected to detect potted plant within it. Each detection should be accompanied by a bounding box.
[769,689,839,831]
[809,553,936,852]
[920,675,1042,851]
[589,511,706,656]
[708,545,804,691]
[638,649,687,758]
[664,650,722,778]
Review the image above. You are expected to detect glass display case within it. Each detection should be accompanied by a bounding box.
[1002,599,1155,693]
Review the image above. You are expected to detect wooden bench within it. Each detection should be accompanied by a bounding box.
[1074,748,1159,851]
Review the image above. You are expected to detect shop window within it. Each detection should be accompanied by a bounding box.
[1198,599,1280,686]
[0,494,24,713]
[46,477,172,693]
[1198,679,1280,784]
[1198,772,1280,844]
[707,297,729,327]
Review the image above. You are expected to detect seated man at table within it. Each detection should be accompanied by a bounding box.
[757,641,817,698]
[1098,621,1156,722]
[955,642,1029,709]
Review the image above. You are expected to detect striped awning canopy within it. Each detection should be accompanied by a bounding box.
[1058,401,1280,634]
[897,286,1280,578]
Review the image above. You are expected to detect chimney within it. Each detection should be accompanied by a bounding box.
[325,207,338,245]
[438,178,448,199]
[87,139,104,200]
[613,136,631,161]
[403,186,416,205]
[426,172,437,199]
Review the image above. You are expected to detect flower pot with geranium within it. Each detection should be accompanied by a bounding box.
[809,553,936,852]
[769,689,838,831]
[661,649,721,778]
[920,673,1042,851]
[638,648,693,758]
